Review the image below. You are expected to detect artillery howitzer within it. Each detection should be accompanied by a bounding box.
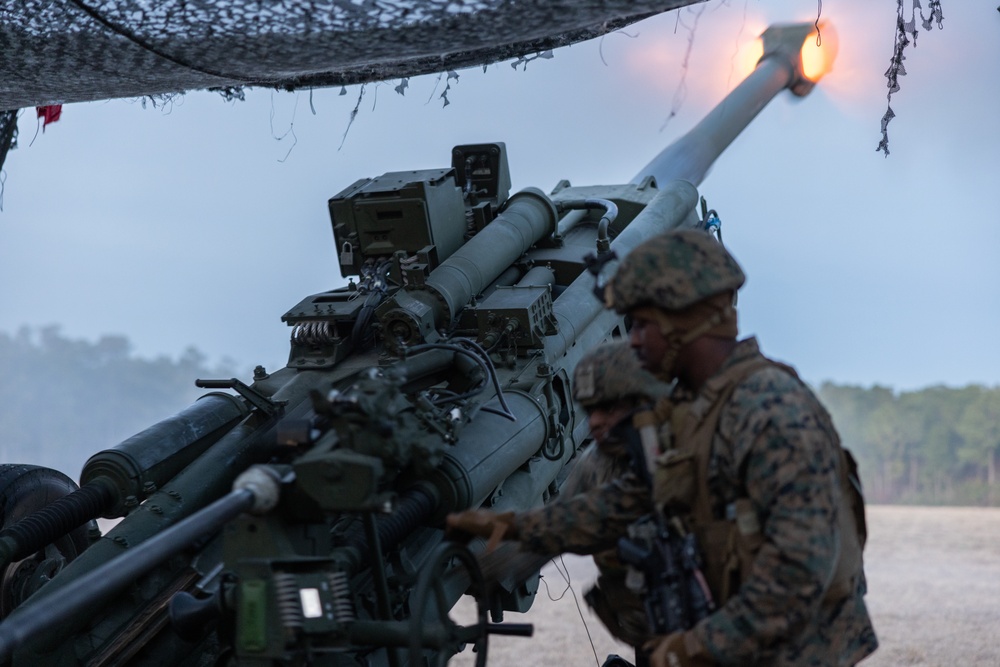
[0,22,831,667]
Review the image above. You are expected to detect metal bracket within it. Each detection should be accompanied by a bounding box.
[195,378,285,417]
[583,249,618,303]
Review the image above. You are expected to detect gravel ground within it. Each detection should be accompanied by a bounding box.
[451,506,1000,666]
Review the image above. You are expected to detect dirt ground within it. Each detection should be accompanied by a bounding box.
[451,506,1000,666]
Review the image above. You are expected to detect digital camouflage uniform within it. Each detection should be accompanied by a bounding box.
[664,338,877,666]
[514,340,878,666]
[515,342,664,649]
[559,441,650,648]
[516,229,878,666]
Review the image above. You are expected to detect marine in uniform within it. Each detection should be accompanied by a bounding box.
[448,342,667,665]
[449,229,878,667]
[605,229,877,667]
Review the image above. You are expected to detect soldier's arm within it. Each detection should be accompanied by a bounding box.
[693,377,841,662]
[558,443,598,498]
[512,472,651,556]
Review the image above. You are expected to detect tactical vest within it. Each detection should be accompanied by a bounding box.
[653,355,867,607]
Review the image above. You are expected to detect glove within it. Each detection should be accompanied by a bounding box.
[644,632,715,667]
[444,510,516,553]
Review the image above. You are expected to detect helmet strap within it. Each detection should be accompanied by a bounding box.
[646,302,737,380]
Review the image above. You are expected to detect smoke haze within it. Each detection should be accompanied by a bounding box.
[0,0,996,390]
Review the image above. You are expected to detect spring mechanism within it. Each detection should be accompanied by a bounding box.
[399,254,418,287]
[464,207,476,240]
[328,571,355,623]
[290,321,339,347]
[273,572,304,631]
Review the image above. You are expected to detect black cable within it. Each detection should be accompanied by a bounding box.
[451,338,515,419]
[547,556,601,667]
[406,341,515,422]
[350,259,390,347]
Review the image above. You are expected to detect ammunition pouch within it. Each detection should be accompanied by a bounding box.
[584,575,650,648]
[695,498,764,602]
[652,449,696,514]
[697,475,864,607]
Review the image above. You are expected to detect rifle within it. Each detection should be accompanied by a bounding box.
[613,413,716,635]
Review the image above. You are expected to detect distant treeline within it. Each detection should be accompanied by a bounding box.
[0,326,236,477]
[818,383,1000,506]
[1,327,998,506]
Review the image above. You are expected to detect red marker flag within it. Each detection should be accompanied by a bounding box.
[36,105,62,130]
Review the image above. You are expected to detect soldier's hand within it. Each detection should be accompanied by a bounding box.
[644,632,715,667]
[444,510,516,553]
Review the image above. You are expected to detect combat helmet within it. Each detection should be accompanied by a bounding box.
[572,341,665,408]
[605,229,745,314]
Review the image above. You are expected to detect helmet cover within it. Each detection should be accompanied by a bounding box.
[606,229,745,313]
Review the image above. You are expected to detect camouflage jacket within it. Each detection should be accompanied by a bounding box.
[515,338,878,666]
[520,438,651,646]
[515,436,652,556]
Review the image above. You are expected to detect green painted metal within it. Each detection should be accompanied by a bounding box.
[0,32,822,663]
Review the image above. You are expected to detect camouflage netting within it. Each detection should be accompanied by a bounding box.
[0,111,15,166]
[0,0,705,110]
[877,0,945,155]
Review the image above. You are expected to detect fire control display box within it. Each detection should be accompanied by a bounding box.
[329,168,466,277]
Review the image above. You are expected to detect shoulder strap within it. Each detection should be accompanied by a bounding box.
[676,355,775,525]
[676,354,868,606]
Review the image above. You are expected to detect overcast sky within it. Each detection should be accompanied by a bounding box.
[1,0,997,391]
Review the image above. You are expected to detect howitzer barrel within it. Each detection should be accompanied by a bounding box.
[549,22,829,362]
[632,57,791,187]
[633,22,824,187]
